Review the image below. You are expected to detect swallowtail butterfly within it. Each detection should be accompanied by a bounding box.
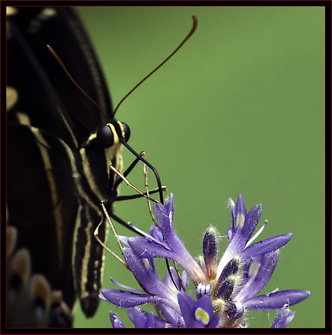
[6,6,196,327]
[7,6,126,325]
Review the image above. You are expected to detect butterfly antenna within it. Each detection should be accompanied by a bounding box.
[113,15,198,117]
[47,45,105,115]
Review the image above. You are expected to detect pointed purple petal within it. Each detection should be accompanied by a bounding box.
[216,207,263,278]
[235,251,279,302]
[150,224,164,242]
[156,303,183,327]
[127,222,170,248]
[240,204,262,246]
[163,267,182,291]
[123,248,178,305]
[153,195,174,235]
[271,309,295,328]
[127,236,174,259]
[182,270,189,290]
[195,294,213,324]
[228,198,235,236]
[145,312,167,327]
[110,277,145,293]
[227,227,233,241]
[128,233,207,285]
[248,250,279,295]
[178,292,201,327]
[236,195,247,223]
[101,289,154,308]
[240,233,292,260]
[128,308,146,327]
[208,316,221,328]
[245,290,310,310]
[110,312,125,328]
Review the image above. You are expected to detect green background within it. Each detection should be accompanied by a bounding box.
[74,6,325,328]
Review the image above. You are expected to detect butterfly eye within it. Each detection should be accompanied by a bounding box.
[120,122,131,142]
[97,121,130,148]
[97,124,115,147]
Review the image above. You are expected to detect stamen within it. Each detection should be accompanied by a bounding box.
[225,301,244,319]
[217,276,236,300]
[203,226,218,279]
[214,257,240,296]
[196,283,212,299]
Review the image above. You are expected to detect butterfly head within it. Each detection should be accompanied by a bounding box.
[97,120,130,148]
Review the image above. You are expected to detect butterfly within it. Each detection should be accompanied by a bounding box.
[6,6,196,326]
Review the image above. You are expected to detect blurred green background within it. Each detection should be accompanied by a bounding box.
[74,6,324,328]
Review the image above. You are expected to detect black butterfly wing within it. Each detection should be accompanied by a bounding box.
[7,6,114,324]
[7,124,78,324]
[7,7,113,143]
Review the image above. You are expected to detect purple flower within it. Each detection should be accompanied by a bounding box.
[271,308,295,328]
[101,194,310,328]
[177,292,220,328]
[100,248,180,313]
[124,194,207,285]
[109,293,220,328]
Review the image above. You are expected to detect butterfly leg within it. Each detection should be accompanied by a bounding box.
[112,151,167,203]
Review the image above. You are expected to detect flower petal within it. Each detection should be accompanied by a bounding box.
[245,290,310,310]
[127,308,167,328]
[195,294,213,324]
[228,198,235,237]
[227,227,233,241]
[128,231,207,285]
[145,311,168,328]
[178,292,201,327]
[240,204,262,247]
[155,303,184,327]
[128,236,174,259]
[110,312,125,328]
[235,195,247,230]
[240,233,292,260]
[217,204,262,277]
[102,289,155,308]
[127,308,146,328]
[110,277,145,293]
[163,267,182,292]
[122,248,179,309]
[235,250,279,302]
[271,309,295,328]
